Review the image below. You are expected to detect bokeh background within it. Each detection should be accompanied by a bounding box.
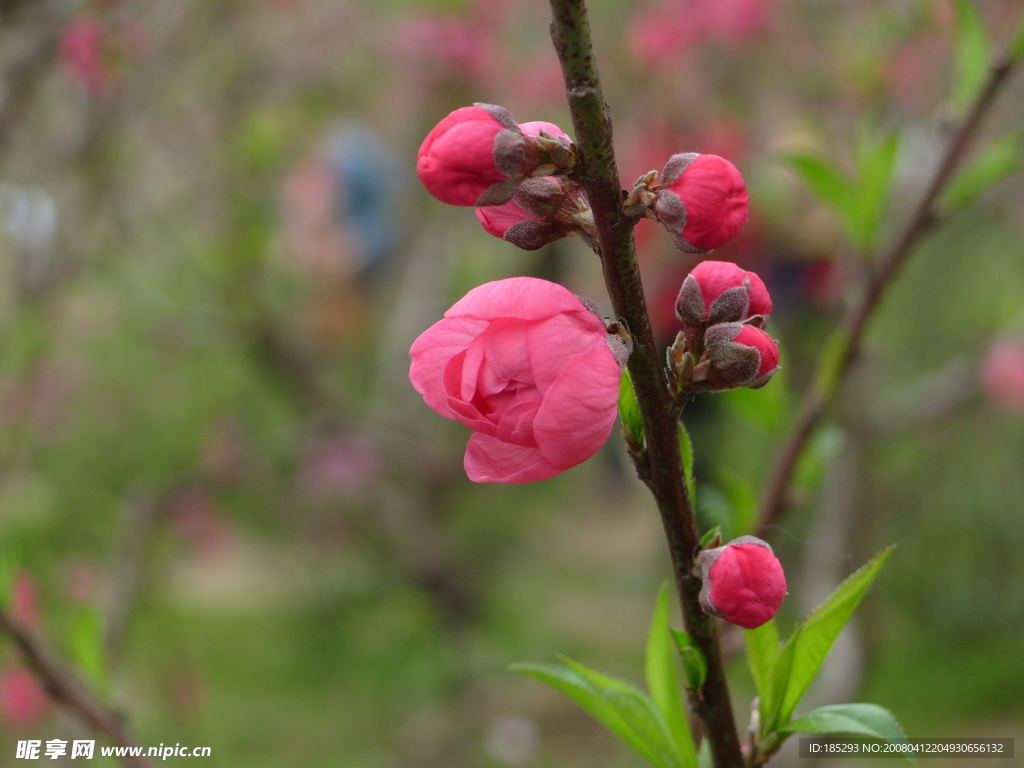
[0,0,1022,765]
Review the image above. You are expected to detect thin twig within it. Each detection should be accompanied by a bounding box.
[756,51,1018,535]
[546,1,744,765]
[0,608,156,768]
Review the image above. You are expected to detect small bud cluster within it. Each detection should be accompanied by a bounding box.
[667,260,779,394]
[417,104,749,254]
[695,535,786,629]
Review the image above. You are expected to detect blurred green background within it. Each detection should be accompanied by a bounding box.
[0,0,1022,765]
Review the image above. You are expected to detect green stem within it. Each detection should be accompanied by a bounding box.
[546,2,744,766]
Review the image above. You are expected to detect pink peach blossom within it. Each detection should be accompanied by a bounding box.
[703,323,780,390]
[676,260,772,329]
[59,19,111,95]
[981,337,1024,414]
[0,666,48,730]
[654,154,749,252]
[475,198,541,239]
[409,278,621,482]
[697,536,786,629]
[417,107,572,207]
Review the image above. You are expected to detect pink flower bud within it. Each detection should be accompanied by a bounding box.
[0,666,48,730]
[409,277,621,483]
[696,535,786,629]
[675,260,771,330]
[416,106,574,207]
[702,323,779,390]
[476,176,594,250]
[417,105,514,206]
[653,154,749,252]
[980,337,1024,414]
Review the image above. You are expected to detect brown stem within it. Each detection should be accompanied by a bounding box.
[0,609,156,768]
[756,52,1018,536]
[546,1,743,766]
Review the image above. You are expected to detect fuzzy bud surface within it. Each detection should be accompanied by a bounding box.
[653,154,749,252]
[696,535,786,629]
[675,260,771,330]
[702,323,779,390]
[409,277,621,483]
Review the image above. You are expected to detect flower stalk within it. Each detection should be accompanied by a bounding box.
[547,0,745,765]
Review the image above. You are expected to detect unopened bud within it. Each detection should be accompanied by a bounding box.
[701,323,779,390]
[652,154,749,253]
[675,260,772,331]
[417,106,576,208]
[475,176,595,250]
[696,535,786,629]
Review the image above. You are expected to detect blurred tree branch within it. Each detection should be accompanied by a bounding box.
[0,608,156,768]
[757,41,1020,536]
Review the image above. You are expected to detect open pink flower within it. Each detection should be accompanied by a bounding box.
[697,535,786,629]
[409,277,622,482]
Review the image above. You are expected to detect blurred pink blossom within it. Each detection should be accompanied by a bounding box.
[394,15,494,87]
[629,0,772,68]
[0,666,48,730]
[300,435,379,499]
[11,570,39,629]
[981,338,1024,414]
[165,489,233,557]
[59,19,112,95]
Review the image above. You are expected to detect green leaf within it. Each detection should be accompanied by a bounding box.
[792,425,845,499]
[620,369,645,450]
[697,738,712,768]
[647,585,699,767]
[717,468,757,537]
[678,421,696,504]
[511,662,667,767]
[563,658,686,768]
[68,606,108,692]
[0,558,15,611]
[761,626,798,737]
[941,130,1024,212]
[815,329,850,401]
[670,629,708,691]
[782,702,907,740]
[784,131,897,255]
[744,619,780,702]
[1012,8,1024,61]
[770,547,895,728]
[718,367,789,432]
[851,129,898,253]
[952,0,990,113]
[784,153,856,227]
[781,703,914,764]
[699,525,721,549]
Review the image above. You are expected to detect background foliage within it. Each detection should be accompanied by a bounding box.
[0,0,1022,765]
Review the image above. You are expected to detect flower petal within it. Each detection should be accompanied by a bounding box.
[410,316,487,418]
[446,277,602,324]
[464,432,562,483]
[533,344,621,470]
